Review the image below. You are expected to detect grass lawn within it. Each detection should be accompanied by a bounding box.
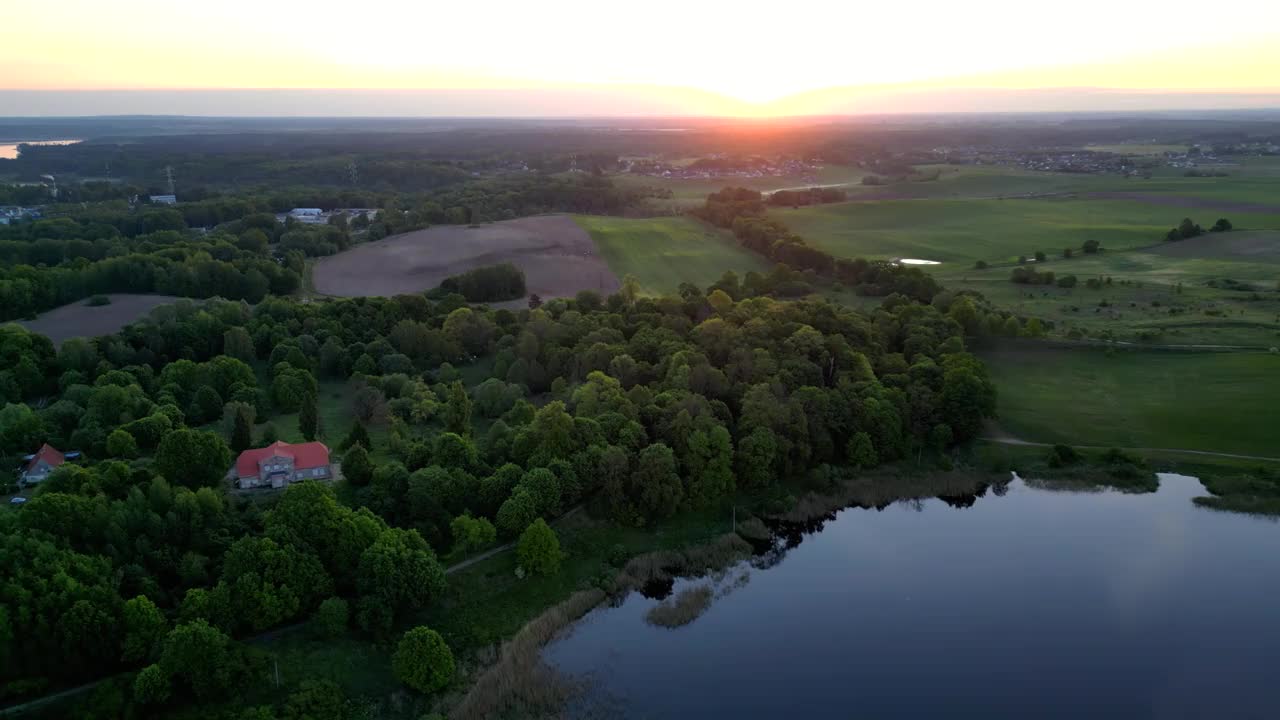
[574,214,770,294]
[980,344,1280,457]
[776,196,1280,266]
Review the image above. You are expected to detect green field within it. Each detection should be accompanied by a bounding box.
[777,196,1280,266]
[981,345,1280,457]
[575,215,770,294]
[611,164,872,206]
[934,231,1280,346]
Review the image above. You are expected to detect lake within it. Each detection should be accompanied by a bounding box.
[546,474,1280,719]
[0,139,81,160]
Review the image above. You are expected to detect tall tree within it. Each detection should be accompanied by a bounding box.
[300,390,320,441]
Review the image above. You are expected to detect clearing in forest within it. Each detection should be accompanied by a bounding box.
[573,215,771,294]
[313,215,620,302]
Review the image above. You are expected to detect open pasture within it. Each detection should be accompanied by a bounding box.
[574,215,770,294]
[779,194,1280,267]
[313,215,620,302]
[981,344,1280,457]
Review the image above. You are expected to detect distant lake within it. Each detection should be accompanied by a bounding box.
[0,139,81,160]
[546,474,1280,719]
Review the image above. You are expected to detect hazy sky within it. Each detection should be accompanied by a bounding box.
[4,0,1279,115]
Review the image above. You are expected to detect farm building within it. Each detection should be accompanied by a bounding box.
[19,443,78,486]
[287,208,326,224]
[149,194,177,205]
[234,440,332,490]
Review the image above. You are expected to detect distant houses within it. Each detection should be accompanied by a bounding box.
[149,194,178,205]
[287,208,326,224]
[233,440,332,490]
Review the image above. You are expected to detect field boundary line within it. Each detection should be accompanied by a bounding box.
[981,436,1280,464]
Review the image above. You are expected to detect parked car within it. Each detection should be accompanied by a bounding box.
[9,497,27,505]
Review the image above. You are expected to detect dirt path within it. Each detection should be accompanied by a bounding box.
[982,435,1280,464]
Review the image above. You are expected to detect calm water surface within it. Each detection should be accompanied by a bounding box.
[546,475,1280,719]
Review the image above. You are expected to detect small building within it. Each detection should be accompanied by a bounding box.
[287,208,326,224]
[234,440,332,490]
[149,194,178,205]
[20,443,66,486]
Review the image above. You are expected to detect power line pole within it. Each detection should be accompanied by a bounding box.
[164,165,176,196]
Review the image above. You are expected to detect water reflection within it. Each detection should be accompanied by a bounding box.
[546,475,1280,719]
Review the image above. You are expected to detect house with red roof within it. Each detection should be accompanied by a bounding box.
[20,443,66,486]
[234,440,332,490]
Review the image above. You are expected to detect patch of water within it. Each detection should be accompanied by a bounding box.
[547,474,1280,719]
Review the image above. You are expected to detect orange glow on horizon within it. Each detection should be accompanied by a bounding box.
[3,0,1279,114]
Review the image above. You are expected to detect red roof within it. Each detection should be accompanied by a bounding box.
[26,443,65,473]
[235,441,330,477]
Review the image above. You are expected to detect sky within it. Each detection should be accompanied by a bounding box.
[4,0,1280,116]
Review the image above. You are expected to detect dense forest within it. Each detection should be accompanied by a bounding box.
[0,269,997,715]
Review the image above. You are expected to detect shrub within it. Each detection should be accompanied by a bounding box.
[392,626,455,694]
[517,518,562,576]
[86,294,111,307]
[1046,444,1081,468]
[450,514,497,555]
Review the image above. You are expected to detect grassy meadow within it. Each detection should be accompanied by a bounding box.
[980,345,1280,457]
[777,196,1280,266]
[574,214,770,294]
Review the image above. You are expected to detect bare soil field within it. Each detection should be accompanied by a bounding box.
[313,215,620,301]
[1144,230,1280,261]
[15,294,182,346]
[1085,191,1280,214]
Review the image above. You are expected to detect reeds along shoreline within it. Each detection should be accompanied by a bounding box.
[447,532,754,720]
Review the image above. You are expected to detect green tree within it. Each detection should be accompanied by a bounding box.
[159,620,235,700]
[519,467,561,516]
[391,626,455,694]
[707,288,733,315]
[231,405,254,453]
[684,424,734,507]
[299,390,320,441]
[283,679,346,720]
[258,423,279,446]
[122,595,169,663]
[357,528,446,627]
[846,431,877,469]
[189,385,223,425]
[443,381,472,436]
[106,428,138,459]
[340,421,371,450]
[619,273,642,306]
[311,597,349,639]
[735,427,778,488]
[517,518,562,576]
[155,429,232,488]
[133,663,171,705]
[630,443,683,520]
[222,327,255,362]
[341,443,373,486]
[496,487,538,538]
